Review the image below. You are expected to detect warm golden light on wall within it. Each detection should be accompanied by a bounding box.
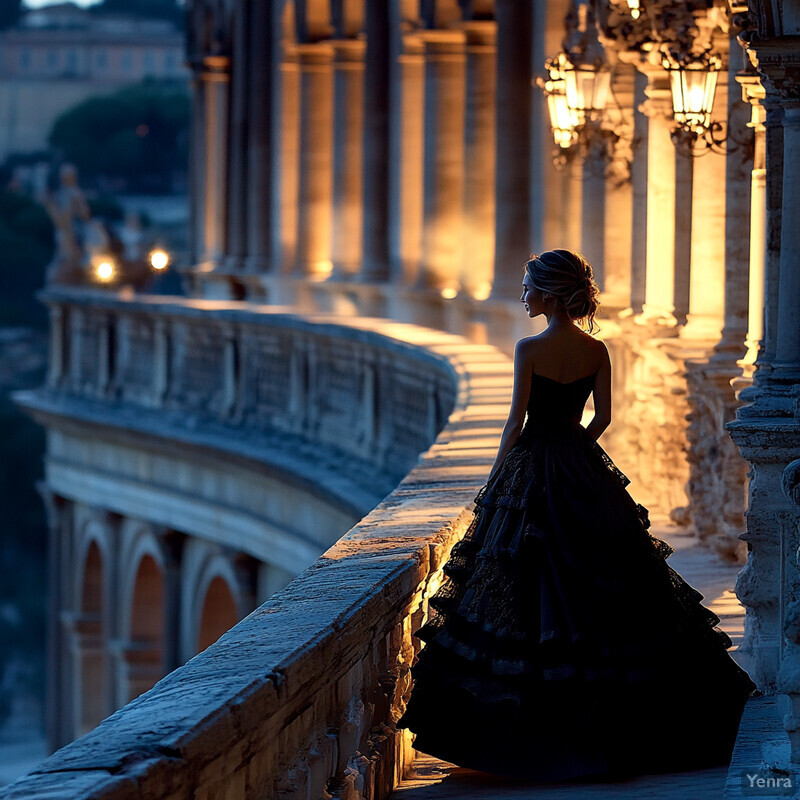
[440,287,458,300]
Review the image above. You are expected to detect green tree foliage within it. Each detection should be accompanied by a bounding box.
[89,0,185,27]
[0,187,50,726]
[0,188,54,327]
[0,0,22,31]
[0,376,47,727]
[49,81,190,193]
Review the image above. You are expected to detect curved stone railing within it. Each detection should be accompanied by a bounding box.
[5,289,513,800]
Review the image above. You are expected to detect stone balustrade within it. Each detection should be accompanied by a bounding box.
[5,288,513,800]
[39,288,461,495]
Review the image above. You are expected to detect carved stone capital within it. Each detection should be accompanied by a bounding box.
[750,36,800,108]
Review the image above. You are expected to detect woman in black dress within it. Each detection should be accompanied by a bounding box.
[396,249,757,783]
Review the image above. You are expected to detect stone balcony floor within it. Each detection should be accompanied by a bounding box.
[391,521,747,800]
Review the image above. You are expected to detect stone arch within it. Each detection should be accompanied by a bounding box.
[197,575,239,652]
[74,539,107,736]
[180,539,247,661]
[118,524,166,704]
[124,554,165,702]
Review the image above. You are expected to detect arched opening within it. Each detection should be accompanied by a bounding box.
[197,575,238,652]
[126,554,165,701]
[77,541,106,735]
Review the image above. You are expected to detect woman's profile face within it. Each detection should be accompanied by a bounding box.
[520,274,545,318]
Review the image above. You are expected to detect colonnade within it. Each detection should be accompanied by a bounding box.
[181,0,800,716]
[184,2,754,351]
[181,0,772,537]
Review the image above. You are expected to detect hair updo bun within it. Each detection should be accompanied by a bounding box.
[524,249,600,332]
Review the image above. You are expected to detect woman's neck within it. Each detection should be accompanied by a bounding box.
[545,308,574,329]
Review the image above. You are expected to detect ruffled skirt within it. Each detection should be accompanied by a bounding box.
[396,424,757,782]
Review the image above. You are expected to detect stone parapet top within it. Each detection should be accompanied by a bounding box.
[3,290,513,800]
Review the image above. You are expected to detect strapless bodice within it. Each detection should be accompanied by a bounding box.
[524,371,596,430]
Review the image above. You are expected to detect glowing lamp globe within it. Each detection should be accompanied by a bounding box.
[562,59,611,124]
[95,260,115,282]
[149,249,169,270]
[663,53,721,135]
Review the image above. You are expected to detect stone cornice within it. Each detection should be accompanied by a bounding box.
[749,35,800,107]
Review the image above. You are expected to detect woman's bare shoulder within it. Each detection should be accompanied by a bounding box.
[589,336,610,370]
[514,335,545,356]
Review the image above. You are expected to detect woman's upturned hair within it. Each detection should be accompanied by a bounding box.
[524,249,600,333]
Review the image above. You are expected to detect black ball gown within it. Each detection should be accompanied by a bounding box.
[396,370,758,783]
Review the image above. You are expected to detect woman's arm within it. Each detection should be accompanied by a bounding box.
[488,338,534,481]
[585,343,611,441]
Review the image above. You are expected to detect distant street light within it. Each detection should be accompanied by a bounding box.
[149,249,170,270]
[95,260,115,282]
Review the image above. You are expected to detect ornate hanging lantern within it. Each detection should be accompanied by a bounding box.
[562,57,612,125]
[662,49,722,136]
[539,55,581,149]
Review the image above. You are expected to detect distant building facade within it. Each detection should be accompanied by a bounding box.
[0,2,188,160]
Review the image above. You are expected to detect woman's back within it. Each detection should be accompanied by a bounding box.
[520,326,606,383]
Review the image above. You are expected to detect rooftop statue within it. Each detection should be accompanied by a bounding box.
[40,163,92,286]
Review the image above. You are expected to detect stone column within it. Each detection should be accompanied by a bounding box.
[361,1,393,281]
[200,55,231,269]
[492,0,533,296]
[295,43,335,279]
[246,0,278,273]
[672,149,693,326]
[330,39,366,279]
[69,613,104,738]
[603,175,633,307]
[641,76,677,322]
[682,77,729,341]
[728,39,800,691]
[417,29,466,292]
[779,460,800,765]
[564,157,582,253]
[580,145,606,289]
[279,45,300,273]
[461,21,496,299]
[224,0,250,271]
[741,84,767,365]
[187,67,206,266]
[395,34,425,285]
[41,491,72,751]
[629,69,649,313]
[601,63,634,308]
[714,37,756,362]
[161,532,185,673]
[773,107,800,382]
